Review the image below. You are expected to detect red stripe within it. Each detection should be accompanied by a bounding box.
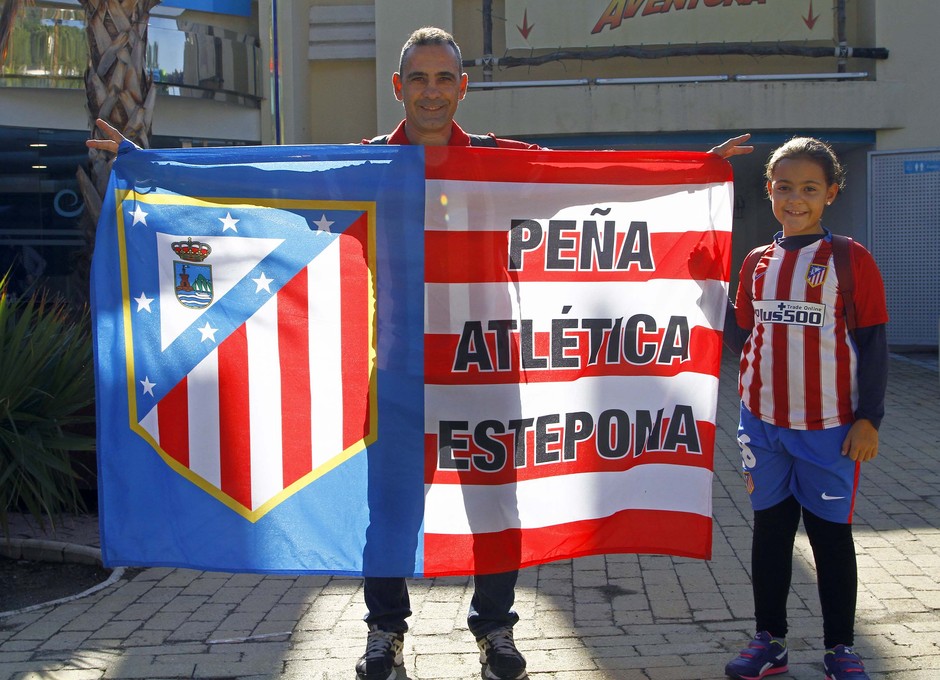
[217,324,252,509]
[422,509,711,576]
[424,147,733,185]
[339,213,372,448]
[425,422,715,486]
[425,230,507,283]
[833,252,855,422]
[426,326,722,384]
[279,268,313,486]
[425,230,732,284]
[157,377,190,467]
[846,461,860,523]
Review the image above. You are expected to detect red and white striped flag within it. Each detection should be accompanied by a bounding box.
[420,147,733,575]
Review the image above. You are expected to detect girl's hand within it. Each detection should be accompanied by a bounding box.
[842,419,879,462]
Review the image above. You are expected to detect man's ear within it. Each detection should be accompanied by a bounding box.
[392,73,404,102]
[458,72,468,100]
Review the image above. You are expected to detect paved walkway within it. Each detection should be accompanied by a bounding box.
[1,352,938,680]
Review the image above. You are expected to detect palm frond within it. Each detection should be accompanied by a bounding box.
[0,273,95,536]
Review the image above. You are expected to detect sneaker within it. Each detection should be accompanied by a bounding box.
[355,625,404,680]
[824,645,870,679]
[725,631,789,680]
[476,627,528,680]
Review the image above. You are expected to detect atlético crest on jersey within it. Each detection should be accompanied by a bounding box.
[118,191,378,521]
[806,263,828,288]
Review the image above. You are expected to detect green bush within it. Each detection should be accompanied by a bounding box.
[0,273,96,537]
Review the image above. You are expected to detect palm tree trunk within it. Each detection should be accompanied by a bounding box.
[75,0,161,294]
[0,0,28,65]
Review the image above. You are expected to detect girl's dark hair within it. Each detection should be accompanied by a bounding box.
[765,136,846,190]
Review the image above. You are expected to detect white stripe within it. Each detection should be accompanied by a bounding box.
[785,253,809,422]
[140,405,159,444]
[308,240,345,467]
[188,349,221,488]
[426,179,733,233]
[423,464,712,533]
[425,373,719,431]
[426,279,727,335]
[247,296,284,510]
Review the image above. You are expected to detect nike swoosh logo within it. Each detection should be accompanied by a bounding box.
[821,492,846,501]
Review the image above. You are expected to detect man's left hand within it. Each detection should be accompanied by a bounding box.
[709,133,753,159]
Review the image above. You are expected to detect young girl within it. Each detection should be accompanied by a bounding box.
[723,137,889,680]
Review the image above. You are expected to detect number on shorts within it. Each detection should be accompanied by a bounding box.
[738,433,757,468]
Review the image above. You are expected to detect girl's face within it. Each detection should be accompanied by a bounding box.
[766,157,839,237]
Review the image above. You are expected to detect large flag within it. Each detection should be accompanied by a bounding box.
[93,143,732,577]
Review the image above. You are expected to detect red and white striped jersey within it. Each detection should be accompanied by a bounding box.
[734,234,888,430]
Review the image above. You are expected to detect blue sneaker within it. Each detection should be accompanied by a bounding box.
[725,631,788,680]
[824,645,870,679]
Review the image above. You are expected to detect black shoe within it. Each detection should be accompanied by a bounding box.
[355,625,404,680]
[476,627,527,680]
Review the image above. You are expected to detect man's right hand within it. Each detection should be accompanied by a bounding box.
[85,118,138,154]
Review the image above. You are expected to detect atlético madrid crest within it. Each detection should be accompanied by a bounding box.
[806,263,828,288]
[118,192,378,521]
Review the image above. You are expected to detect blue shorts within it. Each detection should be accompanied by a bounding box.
[737,403,860,524]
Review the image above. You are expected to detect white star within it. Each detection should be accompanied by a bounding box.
[219,212,240,232]
[134,292,153,313]
[198,321,218,343]
[313,213,334,232]
[140,376,156,396]
[129,205,148,226]
[253,272,273,293]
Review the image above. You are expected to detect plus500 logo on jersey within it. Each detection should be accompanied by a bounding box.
[752,300,826,327]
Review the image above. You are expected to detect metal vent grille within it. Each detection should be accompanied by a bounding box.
[869,150,940,347]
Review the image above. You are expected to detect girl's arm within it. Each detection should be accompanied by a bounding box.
[853,323,888,429]
[842,322,888,462]
[722,297,749,355]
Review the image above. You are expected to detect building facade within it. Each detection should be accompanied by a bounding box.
[1,0,936,346]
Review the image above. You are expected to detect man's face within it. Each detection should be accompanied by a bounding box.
[393,43,468,144]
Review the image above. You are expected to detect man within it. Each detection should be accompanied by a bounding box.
[88,25,751,680]
[361,29,748,680]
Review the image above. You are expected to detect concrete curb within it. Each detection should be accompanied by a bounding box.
[0,538,125,618]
